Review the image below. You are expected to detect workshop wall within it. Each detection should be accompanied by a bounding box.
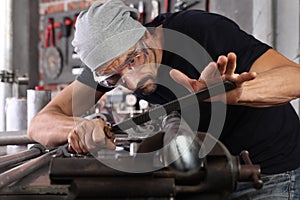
[38,0,153,88]
[37,0,278,88]
[38,0,205,89]
[39,0,95,90]
[39,0,93,15]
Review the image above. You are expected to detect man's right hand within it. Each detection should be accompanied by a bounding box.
[67,118,116,154]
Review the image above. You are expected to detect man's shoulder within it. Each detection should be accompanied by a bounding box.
[147,10,232,34]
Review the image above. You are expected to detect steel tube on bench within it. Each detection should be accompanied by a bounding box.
[0,131,34,146]
[0,148,57,189]
[0,145,44,169]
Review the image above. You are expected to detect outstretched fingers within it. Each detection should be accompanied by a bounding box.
[224,52,237,75]
[170,69,195,92]
[235,71,257,85]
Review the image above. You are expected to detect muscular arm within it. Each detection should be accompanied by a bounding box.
[239,49,300,107]
[27,80,104,147]
[170,49,300,107]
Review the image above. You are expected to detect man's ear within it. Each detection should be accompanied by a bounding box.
[153,25,163,40]
[143,26,163,49]
[141,30,154,49]
[144,30,153,41]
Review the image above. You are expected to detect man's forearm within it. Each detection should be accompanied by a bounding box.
[27,111,82,147]
[239,66,300,107]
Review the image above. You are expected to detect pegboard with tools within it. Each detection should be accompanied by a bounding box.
[42,10,81,85]
[123,0,206,24]
[41,0,206,85]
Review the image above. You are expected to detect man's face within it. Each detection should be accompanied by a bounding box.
[93,40,160,94]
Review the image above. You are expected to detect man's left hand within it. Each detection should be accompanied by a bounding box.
[170,52,257,104]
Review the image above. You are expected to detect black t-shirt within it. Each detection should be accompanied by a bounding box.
[77,10,300,174]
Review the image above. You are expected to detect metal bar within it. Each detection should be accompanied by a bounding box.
[0,144,44,169]
[0,148,57,189]
[111,81,235,132]
[0,130,27,136]
[162,111,205,177]
[0,131,34,146]
[0,135,34,146]
[68,177,175,199]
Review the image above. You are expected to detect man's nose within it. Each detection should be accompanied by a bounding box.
[122,74,140,90]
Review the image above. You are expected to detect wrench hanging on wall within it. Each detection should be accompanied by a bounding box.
[61,17,73,64]
[138,1,145,24]
[174,0,200,12]
[151,0,160,21]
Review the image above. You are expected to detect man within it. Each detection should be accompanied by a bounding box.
[28,0,300,199]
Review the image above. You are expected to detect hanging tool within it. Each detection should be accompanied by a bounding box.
[72,13,80,60]
[150,0,160,21]
[205,0,210,12]
[43,17,63,80]
[164,0,170,13]
[61,17,73,64]
[174,0,200,12]
[73,13,79,29]
[138,1,145,24]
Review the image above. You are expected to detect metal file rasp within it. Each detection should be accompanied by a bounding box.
[111,80,236,132]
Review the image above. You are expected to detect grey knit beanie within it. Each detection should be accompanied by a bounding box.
[72,0,146,71]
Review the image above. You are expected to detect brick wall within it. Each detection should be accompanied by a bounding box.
[39,0,95,15]
[39,0,95,50]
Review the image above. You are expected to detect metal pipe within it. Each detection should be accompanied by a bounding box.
[0,0,14,131]
[0,144,43,169]
[0,135,33,146]
[0,148,57,189]
[0,131,34,146]
[162,111,205,177]
[0,0,13,72]
[0,130,27,136]
[0,81,12,131]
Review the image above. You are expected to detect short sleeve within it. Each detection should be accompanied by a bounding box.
[201,16,271,73]
[162,10,271,73]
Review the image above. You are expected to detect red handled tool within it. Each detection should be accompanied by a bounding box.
[138,1,144,24]
[61,17,73,64]
[44,18,56,48]
[150,0,160,21]
[164,0,170,13]
[43,18,63,80]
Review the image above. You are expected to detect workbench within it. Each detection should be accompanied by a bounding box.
[0,132,262,200]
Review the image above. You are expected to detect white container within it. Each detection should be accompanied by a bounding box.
[6,97,27,131]
[27,87,51,127]
[0,82,12,131]
[5,97,28,155]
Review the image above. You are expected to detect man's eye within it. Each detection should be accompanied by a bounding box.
[129,57,136,65]
[107,74,121,83]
